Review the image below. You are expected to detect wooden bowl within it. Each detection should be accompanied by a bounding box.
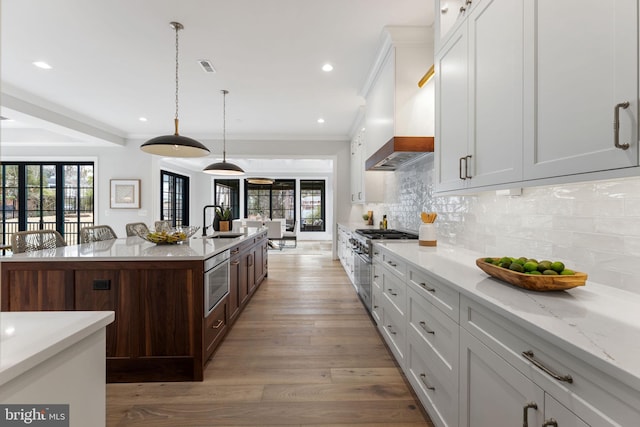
[476,258,587,291]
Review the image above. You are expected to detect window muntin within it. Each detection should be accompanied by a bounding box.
[300,180,325,232]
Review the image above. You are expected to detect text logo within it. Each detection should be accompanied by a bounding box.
[0,405,69,426]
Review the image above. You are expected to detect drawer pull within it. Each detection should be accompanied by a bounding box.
[419,321,435,335]
[230,261,240,266]
[387,288,398,296]
[542,419,558,427]
[386,325,396,335]
[387,261,397,267]
[373,275,379,278]
[231,249,240,255]
[419,282,436,292]
[522,402,538,427]
[419,373,435,390]
[522,350,573,383]
[211,319,223,329]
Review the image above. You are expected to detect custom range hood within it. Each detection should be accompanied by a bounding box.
[365,136,434,171]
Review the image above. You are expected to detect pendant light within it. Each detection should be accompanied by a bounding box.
[203,90,245,175]
[140,22,210,158]
[247,177,274,184]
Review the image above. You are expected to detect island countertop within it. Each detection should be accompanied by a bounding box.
[0,228,265,262]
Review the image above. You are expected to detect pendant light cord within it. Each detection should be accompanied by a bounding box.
[221,89,229,161]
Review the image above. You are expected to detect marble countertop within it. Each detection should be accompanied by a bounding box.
[376,241,640,393]
[0,311,115,386]
[0,228,265,262]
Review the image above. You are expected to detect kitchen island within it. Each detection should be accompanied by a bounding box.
[0,229,268,382]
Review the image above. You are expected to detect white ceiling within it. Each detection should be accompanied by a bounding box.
[1,0,434,154]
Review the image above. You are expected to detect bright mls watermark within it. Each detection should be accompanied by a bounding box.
[0,405,69,426]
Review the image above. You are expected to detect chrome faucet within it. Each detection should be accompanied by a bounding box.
[202,204,222,236]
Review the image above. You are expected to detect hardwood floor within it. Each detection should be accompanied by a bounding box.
[106,241,434,426]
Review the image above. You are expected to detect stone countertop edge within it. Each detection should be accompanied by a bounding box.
[376,240,640,394]
[0,311,115,386]
[0,228,266,262]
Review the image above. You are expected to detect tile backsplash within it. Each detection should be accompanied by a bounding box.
[365,155,640,294]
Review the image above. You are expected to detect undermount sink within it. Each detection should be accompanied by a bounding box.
[204,233,244,239]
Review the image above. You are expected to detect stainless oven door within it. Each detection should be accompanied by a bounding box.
[204,250,230,316]
[354,251,372,313]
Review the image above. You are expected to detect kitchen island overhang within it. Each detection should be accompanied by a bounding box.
[0,228,269,382]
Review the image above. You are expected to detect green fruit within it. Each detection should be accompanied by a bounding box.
[500,261,512,269]
[526,270,542,275]
[542,269,558,275]
[526,258,539,264]
[484,257,495,263]
[537,261,551,272]
[499,257,512,264]
[523,261,538,272]
[509,263,525,273]
[560,269,575,275]
[514,258,526,266]
[550,261,565,273]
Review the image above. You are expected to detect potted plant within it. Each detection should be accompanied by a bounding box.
[216,206,232,231]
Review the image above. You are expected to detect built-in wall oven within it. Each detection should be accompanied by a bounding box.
[350,229,419,314]
[204,249,230,317]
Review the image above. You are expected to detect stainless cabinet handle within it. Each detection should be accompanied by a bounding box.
[459,156,466,180]
[419,321,435,335]
[522,350,573,383]
[211,319,223,329]
[522,402,538,427]
[459,6,466,13]
[614,102,630,150]
[373,275,379,278]
[419,282,435,292]
[230,261,240,266]
[465,0,472,5]
[387,288,398,296]
[387,261,397,267]
[465,155,472,178]
[542,420,558,427]
[419,373,435,390]
[386,325,396,335]
[351,194,355,201]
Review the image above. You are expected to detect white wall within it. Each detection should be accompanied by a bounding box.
[1,138,353,241]
[364,155,640,295]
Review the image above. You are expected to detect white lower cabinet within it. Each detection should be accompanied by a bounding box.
[460,327,544,427]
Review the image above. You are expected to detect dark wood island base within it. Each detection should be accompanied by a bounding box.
[1,231,268,383]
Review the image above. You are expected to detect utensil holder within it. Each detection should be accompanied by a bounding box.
[419,223,437,246]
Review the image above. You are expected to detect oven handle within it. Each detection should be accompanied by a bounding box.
[355,251,371,264]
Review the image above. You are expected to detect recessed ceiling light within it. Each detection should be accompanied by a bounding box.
[322,63,333,72]
[32,61,52,69]
[139,117,148,122]
[317,118,325,124]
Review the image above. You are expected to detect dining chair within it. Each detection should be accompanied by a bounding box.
[154,220,172,232]
[11,230,67,253]
[245,220,263,229]
[126,222,149,237]
[80,225,118,243]
[265,220,284,250]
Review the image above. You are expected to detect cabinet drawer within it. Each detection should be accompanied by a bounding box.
[381,250,407,280]
[407,287,458,378]
[408,266,459,321]
[461,296,640,427]
[406,338,458,427]
[204,300,227,360]
[380,303,406,364]
[382,269,406,317]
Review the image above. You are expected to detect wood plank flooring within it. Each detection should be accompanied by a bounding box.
[106,241,434,426]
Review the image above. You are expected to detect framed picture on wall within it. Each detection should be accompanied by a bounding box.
[110,179,140,209]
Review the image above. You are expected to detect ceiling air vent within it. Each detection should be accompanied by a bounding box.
[198,59,216,73]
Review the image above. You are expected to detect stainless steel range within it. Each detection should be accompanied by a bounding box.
[349,228,418,313]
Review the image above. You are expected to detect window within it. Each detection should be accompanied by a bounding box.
[300,180,325,232]
[161,170,189,226]
[245,179,295,220]
[214,179,240,219]
[1,162,94,246]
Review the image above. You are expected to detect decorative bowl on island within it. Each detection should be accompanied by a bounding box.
[138,226,200,245]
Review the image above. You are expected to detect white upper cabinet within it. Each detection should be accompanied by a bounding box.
[523,0,639,179]
[436,0,524,191]
[436,0,639,193]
